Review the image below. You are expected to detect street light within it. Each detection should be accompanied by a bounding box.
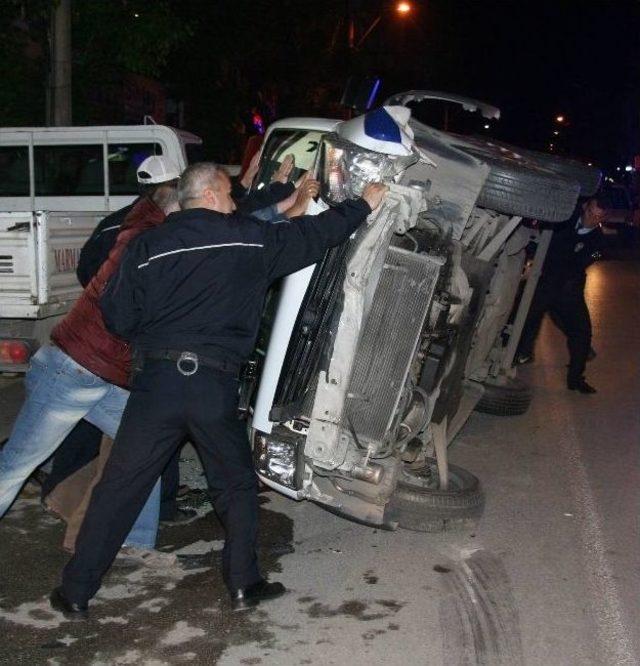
[350,1,413,49]
[555,115,565,123]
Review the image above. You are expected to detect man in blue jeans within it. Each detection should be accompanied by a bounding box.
[0,157,183,554]
[6,346,160,552]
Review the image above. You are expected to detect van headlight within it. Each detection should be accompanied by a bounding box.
[318,133,417,204]
[253,429,304,491]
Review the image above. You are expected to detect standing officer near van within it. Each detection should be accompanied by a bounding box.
[52,163,388,617]
[516,195,605,392]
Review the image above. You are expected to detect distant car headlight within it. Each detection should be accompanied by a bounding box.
[253,429,305,491]
[318,133,417,204]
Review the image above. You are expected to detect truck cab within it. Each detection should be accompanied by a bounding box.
[0,124,201,371]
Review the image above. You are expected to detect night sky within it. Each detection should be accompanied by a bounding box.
[164,0,639,174]
[344,0,640,173]
[3,0,638,174]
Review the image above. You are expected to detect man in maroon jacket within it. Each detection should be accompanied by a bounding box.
[0,157,181,533]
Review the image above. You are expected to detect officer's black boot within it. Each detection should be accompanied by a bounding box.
[567,376,597,394]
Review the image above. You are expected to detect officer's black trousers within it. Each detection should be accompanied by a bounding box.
[43,419,182,519]
[519,275,592,382]
[159,447,181,521]
[61,360,261,605]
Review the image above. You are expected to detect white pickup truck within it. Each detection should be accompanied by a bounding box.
[0,124,202,372]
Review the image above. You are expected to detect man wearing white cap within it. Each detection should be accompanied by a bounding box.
[0,156,181,552]
[76,155,179,286]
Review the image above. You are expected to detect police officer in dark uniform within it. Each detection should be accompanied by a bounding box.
[51,162,388,617]
[517,195,605,393]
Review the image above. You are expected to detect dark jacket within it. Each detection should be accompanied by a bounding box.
[76,201,138,287]
[230,176,249,202]
[542,214,604,284]
[52,198,165,387]
[74,183,290,287]
[235,181,294,216]
[100,198,371,365]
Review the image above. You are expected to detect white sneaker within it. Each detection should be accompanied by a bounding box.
[116,546,178,568]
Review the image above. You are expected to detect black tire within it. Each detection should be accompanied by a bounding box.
[386,459,484,533]
[474,376,532,416]
[472,137,602,197]
[517,152,600,197]
[447,135,581,221]
[463,146,580,222]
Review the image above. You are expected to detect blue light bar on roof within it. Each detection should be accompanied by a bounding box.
[363,108,402,144]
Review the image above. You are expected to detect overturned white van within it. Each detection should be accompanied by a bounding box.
[245,92,601,531]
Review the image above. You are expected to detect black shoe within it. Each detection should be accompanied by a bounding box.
[567,377,597,394]
[50,587,88,621]
[160,507,198,525]
[231,579,286,610]
[514,352,534,365]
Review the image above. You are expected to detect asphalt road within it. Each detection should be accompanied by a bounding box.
[0,257,638,666]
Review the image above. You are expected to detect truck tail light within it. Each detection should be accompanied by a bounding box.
[0,340,32,365]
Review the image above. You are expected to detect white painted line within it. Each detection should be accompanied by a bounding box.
[561,418,637,666]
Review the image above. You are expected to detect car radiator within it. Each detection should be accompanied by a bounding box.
[342,246,442,447]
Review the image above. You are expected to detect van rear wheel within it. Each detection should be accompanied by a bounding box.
[386,459,484,533]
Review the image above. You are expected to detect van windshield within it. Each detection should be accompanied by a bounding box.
[255,129,324,188]
[248,128,330,413]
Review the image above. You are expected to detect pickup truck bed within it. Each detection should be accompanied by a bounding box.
[0,211,106,371]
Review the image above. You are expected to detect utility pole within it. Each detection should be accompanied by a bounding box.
[48,0,72,126]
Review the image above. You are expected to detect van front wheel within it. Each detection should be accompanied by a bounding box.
[386,459,484,533]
